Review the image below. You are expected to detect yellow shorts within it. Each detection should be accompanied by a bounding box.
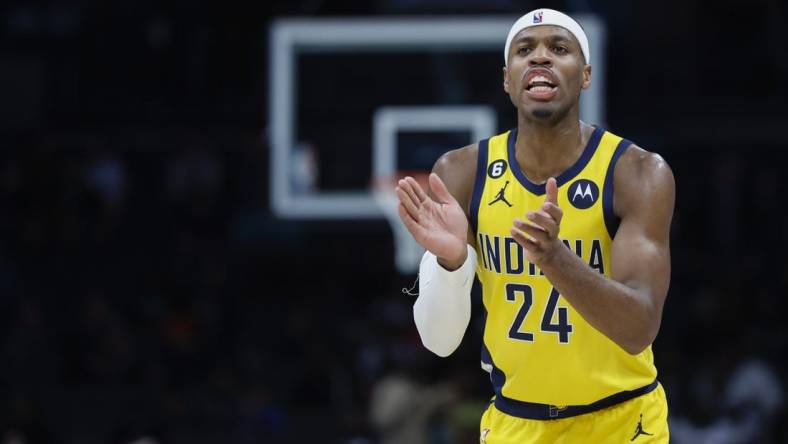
[479,383,669,443]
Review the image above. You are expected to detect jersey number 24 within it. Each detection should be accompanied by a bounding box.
[505,283,573,344]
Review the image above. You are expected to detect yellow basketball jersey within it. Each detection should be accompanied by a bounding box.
[470,127,658,415]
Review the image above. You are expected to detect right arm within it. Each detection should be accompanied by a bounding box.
[396,144,478,357]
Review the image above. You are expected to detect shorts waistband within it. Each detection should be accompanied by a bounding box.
[493,379,659,420]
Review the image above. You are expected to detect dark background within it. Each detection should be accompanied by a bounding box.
[1,0,787,443]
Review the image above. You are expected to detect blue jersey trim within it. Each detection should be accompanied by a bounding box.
[602,139,632,239]
[480,306,507,400]
[507,126,604,195]
[469,139,489,235]
[481,342,507,399]
[494,379,659,420]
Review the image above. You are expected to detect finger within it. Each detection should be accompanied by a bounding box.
[510,226,541,252]
[396,180,422,214]
[526,210,558,236]
[541,201,563,225]
[513,219,550,243]
[398,204,430,241]
[545,177,558,206]
[513,218,546,233]
[398,178,424,209]
[428,173,457,205]
[396,186,422,221]
[406,176,429,203]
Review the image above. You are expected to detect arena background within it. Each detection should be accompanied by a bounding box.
[1,1,787,443]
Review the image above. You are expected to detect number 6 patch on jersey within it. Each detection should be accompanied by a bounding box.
[487,159,508,178]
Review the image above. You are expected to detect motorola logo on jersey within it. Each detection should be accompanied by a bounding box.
[567,179,599,209]
[487,159,508,179]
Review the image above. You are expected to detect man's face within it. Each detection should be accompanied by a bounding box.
[503,25,591,121]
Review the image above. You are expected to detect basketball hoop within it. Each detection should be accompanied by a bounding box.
[371,170,430,274]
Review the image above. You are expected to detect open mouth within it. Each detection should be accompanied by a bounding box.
[526,75,557,93]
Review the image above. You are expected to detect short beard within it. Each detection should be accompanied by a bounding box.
[531,108,553,119]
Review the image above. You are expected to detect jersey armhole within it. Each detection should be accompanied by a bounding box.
[469,139,489,235]
[602,139,633,239]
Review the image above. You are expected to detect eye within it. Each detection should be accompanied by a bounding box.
[517,46,531,55]
[553,46,568,54]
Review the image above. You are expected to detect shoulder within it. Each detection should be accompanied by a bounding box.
[431,143,479,213]
[613,143,675,219]
[433,143,478,174]
[616,144,673,183]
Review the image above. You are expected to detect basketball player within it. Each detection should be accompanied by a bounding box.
[396,9,674,443]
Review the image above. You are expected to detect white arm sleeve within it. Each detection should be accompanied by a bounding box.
[413,245,476,357]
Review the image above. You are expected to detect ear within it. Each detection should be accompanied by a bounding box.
[503,66,510,94]
[581,64,592,90]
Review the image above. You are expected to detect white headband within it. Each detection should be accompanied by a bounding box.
[504,8,590,65]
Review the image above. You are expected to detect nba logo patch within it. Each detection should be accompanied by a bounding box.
[533,11,544,23]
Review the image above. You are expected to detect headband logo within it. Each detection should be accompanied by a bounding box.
[533,11,544,23]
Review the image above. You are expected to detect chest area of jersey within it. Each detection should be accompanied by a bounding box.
[476,174,610,279]
[481,162,604,227]
[478,174,607,241]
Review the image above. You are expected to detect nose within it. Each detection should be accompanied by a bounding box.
[528,45,552,67]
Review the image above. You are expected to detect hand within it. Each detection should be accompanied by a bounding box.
[511,177,564,265]
[396,173,469,269]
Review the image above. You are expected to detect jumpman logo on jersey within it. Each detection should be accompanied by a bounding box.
[630,414,654,441]
[489,181,513,207]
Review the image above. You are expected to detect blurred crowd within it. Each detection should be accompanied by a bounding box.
[1,0,787,443]
[1,130,786,443]
[0,128,486,443]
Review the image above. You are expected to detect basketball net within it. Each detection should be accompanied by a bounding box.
[372,171,429,274]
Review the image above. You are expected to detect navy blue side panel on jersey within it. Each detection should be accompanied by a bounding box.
[602,139,632,239]
[469,139,489,235]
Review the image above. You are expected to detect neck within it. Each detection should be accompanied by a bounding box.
[514,107,590,184]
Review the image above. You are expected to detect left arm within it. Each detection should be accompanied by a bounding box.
[511,146,675,355]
